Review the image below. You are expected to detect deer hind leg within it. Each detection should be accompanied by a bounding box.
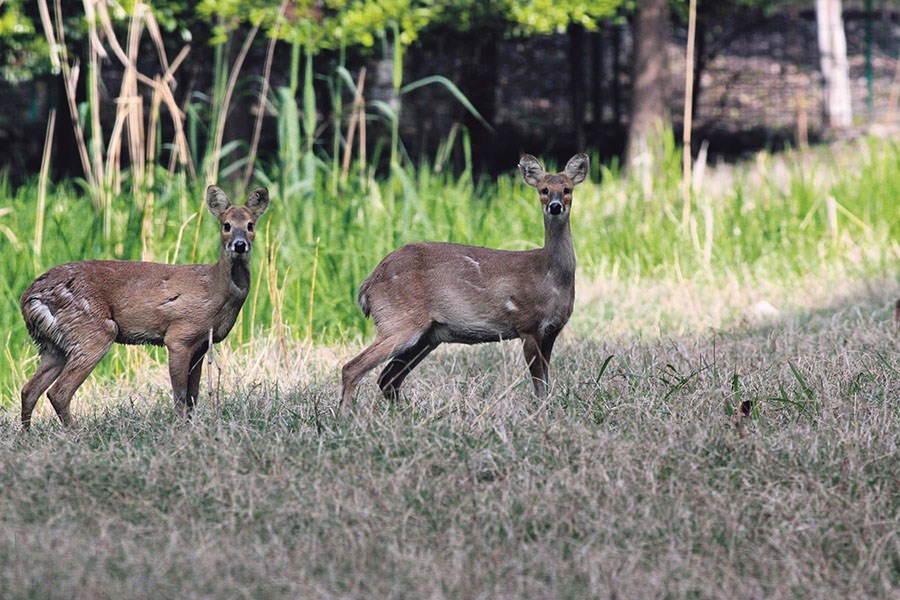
[340,328,424,416]
[45,322,117,427]
[21,351,66,429]
[377,339,437,402]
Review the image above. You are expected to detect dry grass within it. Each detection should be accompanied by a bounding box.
[0,275,897,599]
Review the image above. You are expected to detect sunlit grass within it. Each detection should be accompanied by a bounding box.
[0,285,896,598]
[2,136,899,402]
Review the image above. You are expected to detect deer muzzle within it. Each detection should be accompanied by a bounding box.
[548,200,564,215]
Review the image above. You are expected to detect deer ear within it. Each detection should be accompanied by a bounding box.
[518,154,545,187]
[565,153,589,186]
[206,185,231,220]
[244,187,270,219]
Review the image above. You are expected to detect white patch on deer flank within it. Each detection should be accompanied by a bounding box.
[28,300,56,330]
[505,299,518,312]
[462,256,482,274]
[79,299,91,313]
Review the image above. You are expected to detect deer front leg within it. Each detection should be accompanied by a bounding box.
[524,331,559,400]
[166,340,196,419]
[186,342,209,412]
[540,331,560,396]
[523,335,547,399]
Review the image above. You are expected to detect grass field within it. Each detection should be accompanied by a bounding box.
[2,136,898,397]
[0,137,898,598]
[0,277,897,598]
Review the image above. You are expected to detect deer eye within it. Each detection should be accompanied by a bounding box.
[563,188,571,195]
[223,222,232,232]
[247,222,254,232]
[541,188,549,195]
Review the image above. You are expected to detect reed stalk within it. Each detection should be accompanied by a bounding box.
[35,109,56,262]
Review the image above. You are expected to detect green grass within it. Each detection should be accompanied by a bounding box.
[0,286,896,598]
[2,136,898,402]
[0,137,897,597]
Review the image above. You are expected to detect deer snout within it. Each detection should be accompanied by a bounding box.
[547,199,564,215]
[227,231,250,254]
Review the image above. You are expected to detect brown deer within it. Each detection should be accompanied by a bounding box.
[19,186,269,428]
[340,153,588,414]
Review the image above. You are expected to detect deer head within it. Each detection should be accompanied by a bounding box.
[206,186,270,257]
[518,153,589,218]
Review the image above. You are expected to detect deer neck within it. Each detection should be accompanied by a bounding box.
[542,216,575,286]
[217,252,252,301]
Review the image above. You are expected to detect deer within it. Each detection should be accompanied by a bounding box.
[18,186,269,428]
[340,153,588,414]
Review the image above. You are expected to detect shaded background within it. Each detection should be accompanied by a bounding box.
[0,1,897,181]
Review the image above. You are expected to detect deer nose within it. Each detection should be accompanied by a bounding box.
[233,239,248,254]
[548,200,564,215]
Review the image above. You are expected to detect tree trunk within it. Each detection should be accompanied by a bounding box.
[816,0,853,128]
[625,0,672,168]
